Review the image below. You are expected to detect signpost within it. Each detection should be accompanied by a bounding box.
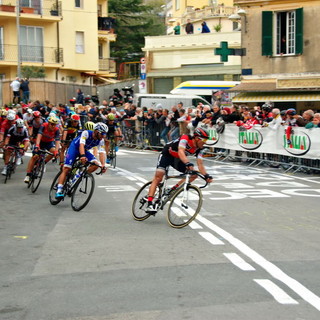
[139,57,147,93]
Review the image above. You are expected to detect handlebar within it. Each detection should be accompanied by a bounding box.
[167,170,210,189]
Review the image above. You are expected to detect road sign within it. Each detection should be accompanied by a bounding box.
[140,64,146,74]
[140,73,146,80]
[140,57,146,64]
[139,80,147,93]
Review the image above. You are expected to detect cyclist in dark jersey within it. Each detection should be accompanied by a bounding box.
[59,114,82,165]
[29,111,44,144]
[105,113,122,163]
[146,127,213,214]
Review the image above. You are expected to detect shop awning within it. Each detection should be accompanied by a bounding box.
[232,92,320,103]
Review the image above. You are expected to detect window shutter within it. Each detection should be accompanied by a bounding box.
[295,8,303,54]
[262,11,273,56]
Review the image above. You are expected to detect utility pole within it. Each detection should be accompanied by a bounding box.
[16,0,21,78]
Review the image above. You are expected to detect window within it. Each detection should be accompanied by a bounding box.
[75,0,82,8]
[98,43,103,59]
[0,27,3,60]
[20,26,44,62]
[175,0,180,11]
[75,31,85,53]
[262,8,303,56]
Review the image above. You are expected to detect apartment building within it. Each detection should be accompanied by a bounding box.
[230,0,320,112]
[0,0,116,85]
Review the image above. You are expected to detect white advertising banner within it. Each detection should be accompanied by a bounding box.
[203,124,320,159]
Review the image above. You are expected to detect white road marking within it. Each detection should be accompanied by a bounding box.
[223,253,255,271]
[197,215,320,312]
[98,185,137,192]
[254,279,299,305]
[199,231,224,245]
[188,221,203,229]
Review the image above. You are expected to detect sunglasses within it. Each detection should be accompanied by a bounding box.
[198,137,208,143]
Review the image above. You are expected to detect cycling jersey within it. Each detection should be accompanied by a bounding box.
[162,134,205,159]
[0,120,16,135]
[106,121,119,138]
[63,119,81,140]
[64,130,104,168]
[7,126,29,145]
[23,113,34,127]
[38,122,60,142]
[158,135,205,173]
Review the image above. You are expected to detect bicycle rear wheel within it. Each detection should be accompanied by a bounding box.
[31,160,45,193]
[71,173,95,211]
[4,164,13,184]
[49,171,63,205]
[167,185,202,228]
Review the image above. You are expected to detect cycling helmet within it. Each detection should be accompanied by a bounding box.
[71,114,80,121]
[93,122,108,134]
[7,112,16,121]
[84,121,95,131]
[193,127,209,139]
[16,118,24,128]
[48,116,59,124]
[261,103,272,113]
[280,110,287,116]
[1,109,8,116]
[107,113,115,121]
[286,108,297,116]
[33,111,41,117]
[27,108,33,114]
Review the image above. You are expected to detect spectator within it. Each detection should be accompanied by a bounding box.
[168,105,180,141]
[10,77,21,104]
[225,105,242,123]
[265,108,282,130]
[185,19,194,34]
[173,22,181,35]
[201,21,210,33]
[20,78,30,103]
[75,88,85,105]
[295,109,314,127]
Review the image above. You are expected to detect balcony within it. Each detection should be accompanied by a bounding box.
[98,17,116,42]
[0,44,63,65]
[0,0,62,19]
[99,58,116,72]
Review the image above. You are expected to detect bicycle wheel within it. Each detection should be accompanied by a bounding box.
[71,172,95,211]
[4,163,13,184]
[111,151,116,169]
[167,185,202,228]
[49,171,63,205]
[31,160,45,193]
[132,181,162,221]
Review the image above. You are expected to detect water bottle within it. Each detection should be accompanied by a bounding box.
[71,170,81,185]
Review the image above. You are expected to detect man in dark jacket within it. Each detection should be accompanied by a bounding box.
[185,19,194,34]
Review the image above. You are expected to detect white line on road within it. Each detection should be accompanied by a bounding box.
[254,279,299,305]
[188,220,203,229]
[199,231,224,245]
[197,215,320,311]
[223,253,256,271]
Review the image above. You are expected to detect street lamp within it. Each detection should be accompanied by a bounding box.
[16,0,21,78]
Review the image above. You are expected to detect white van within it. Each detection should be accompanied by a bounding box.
[134,94,211,110]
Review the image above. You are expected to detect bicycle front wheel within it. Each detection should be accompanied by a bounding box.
[49,171,63,205]
[31,160,45,193]
[71,173,95,211]
[167,185,202,228]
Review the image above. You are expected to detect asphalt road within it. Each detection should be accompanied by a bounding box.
[1,148,320,320]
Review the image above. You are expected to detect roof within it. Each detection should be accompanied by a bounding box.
[228,82,277,92]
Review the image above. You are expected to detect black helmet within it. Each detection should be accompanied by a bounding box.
[194,127,209,139]
[286,108,297,116]
[262,103,272,113]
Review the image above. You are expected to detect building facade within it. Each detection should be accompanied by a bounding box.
[0,0,116,85]
[143,3,242,94]
[230,0,320,112]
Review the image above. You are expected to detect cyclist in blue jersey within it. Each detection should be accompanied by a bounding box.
[55,122,108,198]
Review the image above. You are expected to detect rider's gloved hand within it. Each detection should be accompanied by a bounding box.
[185,162,194,172]
[204,173,213,183]
[33,145,40,155]
[80,155,87,164]
[53,150,59,158]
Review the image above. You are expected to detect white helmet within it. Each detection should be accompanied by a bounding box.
[27,108,33,114]
[7,112,15,121]
[93,122,108,134]
[16,118,24,128]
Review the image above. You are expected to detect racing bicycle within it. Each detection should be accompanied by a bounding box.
[132,170,209,228]
[49,159,103,211]
[3,146,24,184]
[27,149,53,193]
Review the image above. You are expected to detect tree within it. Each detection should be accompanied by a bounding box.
[21,66,46,79]
[108,0,166,63]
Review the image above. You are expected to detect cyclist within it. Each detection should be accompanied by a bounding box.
[0,111,17,149]
[55,122,108,198]
[59,114,82,165]
[146,127,213,214]
[105,113,122,163]
[24,116,60,183]
[29,111,44,145]
[1,119,30,175]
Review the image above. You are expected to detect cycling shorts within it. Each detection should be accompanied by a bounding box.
[156,153,186,173]
[40,141,55,151]
[64,143,96,168]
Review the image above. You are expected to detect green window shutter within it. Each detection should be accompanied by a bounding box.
[262,11,273,56]
[295,8,303,54]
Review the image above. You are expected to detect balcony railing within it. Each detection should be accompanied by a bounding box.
[98,17,115,31]
[0,0,62,17]
[99,58,116,72]
[0,44,63,64]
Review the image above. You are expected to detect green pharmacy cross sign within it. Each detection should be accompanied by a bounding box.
[215,41,245,62]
